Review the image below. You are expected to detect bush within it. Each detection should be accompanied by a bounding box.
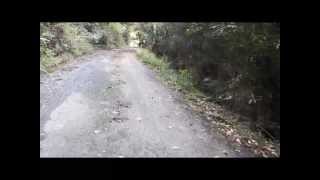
[60,23,94,56]
[136,23,280,140]
[40,22,132,72]
[40,23,94,71]
[100,23,127,48]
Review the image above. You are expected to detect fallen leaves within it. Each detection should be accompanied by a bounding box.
[146,73,280,158]
[182,93,279,158]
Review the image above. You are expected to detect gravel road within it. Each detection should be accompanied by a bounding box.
[40,49,253,157]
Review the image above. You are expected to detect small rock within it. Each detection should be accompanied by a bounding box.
[223,150,228,156]
[120,104,129,108]
[112,110,120,114]
[235,149,241,153]
[94,130,101,134]
[168,126,173,129]
[112,117,128,122]
[171,146,180,150]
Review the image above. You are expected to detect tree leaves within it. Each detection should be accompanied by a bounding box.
[136,22,280,142]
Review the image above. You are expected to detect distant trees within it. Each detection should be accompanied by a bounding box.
[40,22,131,72]
[135,23,280,139]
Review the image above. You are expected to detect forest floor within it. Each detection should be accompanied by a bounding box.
[40,48,259,157]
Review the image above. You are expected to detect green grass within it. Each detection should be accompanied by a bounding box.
[137,48,202,96]
[40,52,74,73]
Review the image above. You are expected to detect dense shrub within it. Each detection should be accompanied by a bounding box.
[135,23,280,140]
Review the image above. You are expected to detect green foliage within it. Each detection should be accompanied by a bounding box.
[136,23,280,139]
[40,22,132,72]
[40,23,94,71]
[137,48,165,68]
[61,23,94,56]
[137,48,196,92]
[100,23,127,48]
[176,69,195,91]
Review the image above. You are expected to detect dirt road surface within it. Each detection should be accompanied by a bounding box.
[40,49,253,157]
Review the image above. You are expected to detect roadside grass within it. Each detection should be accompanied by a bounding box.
[40,53,74,73]
[137,48,202,96]
[136,48,279,157]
